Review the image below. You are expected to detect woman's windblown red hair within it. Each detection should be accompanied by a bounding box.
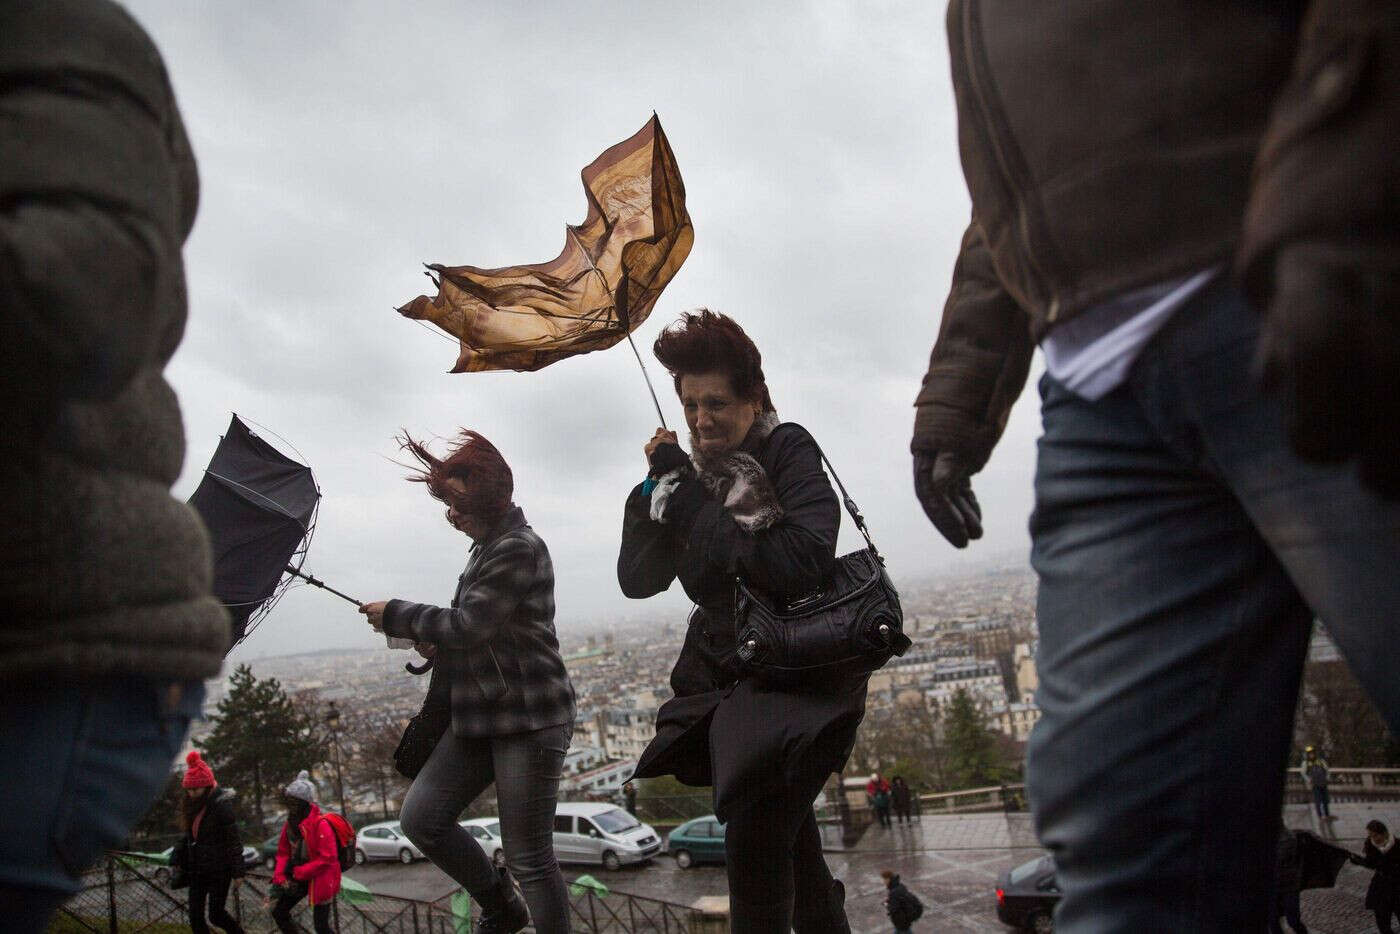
[398,429,513,520]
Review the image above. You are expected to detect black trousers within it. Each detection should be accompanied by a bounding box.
[723,781,847,934]
[272,890,333,933]
[188,875,243,934]
[1268,889,1307,934]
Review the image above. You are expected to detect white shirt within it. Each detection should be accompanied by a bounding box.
[1042,267,1220,400]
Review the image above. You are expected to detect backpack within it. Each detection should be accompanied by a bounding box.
[908,890,924,922]
[322,813,356,872]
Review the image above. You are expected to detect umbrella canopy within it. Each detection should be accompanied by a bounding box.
[568,874,609,898]
[397,113,693,373]
[188,415,320,647]
[1298,830,1352,890]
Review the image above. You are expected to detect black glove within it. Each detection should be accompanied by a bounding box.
[647,441,692,478]
[1254,242,1400,498]
[912,450,983,548]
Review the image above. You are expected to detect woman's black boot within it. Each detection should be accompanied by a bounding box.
[476,867,530,934]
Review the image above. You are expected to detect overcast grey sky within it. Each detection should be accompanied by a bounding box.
[123,0,1045,665]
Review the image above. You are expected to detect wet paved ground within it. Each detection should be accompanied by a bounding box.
[347,801,1400,932]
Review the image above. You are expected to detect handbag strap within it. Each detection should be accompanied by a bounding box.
[780,423,881,559]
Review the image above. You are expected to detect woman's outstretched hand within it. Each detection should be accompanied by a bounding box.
[644,427,678,462]
[359,601,388,632]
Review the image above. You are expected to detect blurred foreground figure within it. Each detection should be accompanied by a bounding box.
[912,2,1400,929]
[0,1,227,929]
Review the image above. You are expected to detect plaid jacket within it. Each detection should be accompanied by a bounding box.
[383,507,575,738]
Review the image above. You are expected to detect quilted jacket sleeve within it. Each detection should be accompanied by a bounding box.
[912,222,1035,474]
[0,0,198,408]
[1238,0,1400,302]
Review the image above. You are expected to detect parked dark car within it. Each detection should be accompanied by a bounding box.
[666,816,726,868]
[996,854,1059,932]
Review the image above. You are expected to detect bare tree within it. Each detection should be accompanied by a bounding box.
[342,713,412,821]
[1294,659,1399,766]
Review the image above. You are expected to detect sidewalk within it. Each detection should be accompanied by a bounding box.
[825,801,1400,934]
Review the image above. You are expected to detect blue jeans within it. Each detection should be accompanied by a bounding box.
[1310,785,1330,817]
[0,677,204,931]
[400,722,571,934]
[1027,280,1400,932]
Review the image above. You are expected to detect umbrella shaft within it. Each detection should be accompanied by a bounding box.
[626,330,668,430]
[284,566,359,605]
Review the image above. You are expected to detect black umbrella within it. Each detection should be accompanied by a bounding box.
[189,415,355,649]
[1298,830,1352,890]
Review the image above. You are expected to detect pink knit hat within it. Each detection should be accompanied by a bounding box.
[183,750,217,789]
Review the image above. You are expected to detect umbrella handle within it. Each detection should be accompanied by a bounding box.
[284,566,359,606]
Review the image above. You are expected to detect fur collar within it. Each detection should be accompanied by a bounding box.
[691,410,784,532]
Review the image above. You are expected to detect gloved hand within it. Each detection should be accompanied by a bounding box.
[912,450,983,548]
[1254,242,1400,498]
[648,440,692,477]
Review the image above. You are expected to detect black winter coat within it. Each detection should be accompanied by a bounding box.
[885,875,922,929]
[176,788,244,881]
[618,418,867,821]
[1276,827,1302,893]
[1361,838,1400,911]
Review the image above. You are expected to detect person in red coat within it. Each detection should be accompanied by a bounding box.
[267,771,340,933]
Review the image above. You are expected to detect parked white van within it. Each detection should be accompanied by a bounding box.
[552,802,660,870]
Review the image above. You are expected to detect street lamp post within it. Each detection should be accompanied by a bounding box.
[325,701,347,817]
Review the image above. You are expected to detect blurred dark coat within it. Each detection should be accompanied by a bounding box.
[0,0,228,683]
[914,1,1400,476]
[1360,837,1400,912]
[175,788,244,881]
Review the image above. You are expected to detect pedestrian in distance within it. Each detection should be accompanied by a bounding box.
[881,869,925,933]
[1271,823,1308,934]
[361,430,576,934]
[867,773,893,828]
[0,2,226,930]
[623,781,638,817]
[267,772,340,934]
[890,776,914,825]
[1302,747,1332,820]
[1351,820,1400,934]
[911,1,1400,929]
[175,752,245,934]
[619,310,864,933]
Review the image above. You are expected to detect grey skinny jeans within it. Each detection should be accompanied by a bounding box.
[400,722,571,933]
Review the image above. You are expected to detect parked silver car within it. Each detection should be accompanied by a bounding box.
[552,802,660,871]
[458,818,507,868]
[354,821,423,864]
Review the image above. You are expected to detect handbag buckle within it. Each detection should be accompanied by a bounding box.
[785,589,825,612]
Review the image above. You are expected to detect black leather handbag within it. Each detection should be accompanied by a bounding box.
[394,674,450,779]
[734,431,911,690]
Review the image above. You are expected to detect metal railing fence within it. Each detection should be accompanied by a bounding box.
[55,854,713,934]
